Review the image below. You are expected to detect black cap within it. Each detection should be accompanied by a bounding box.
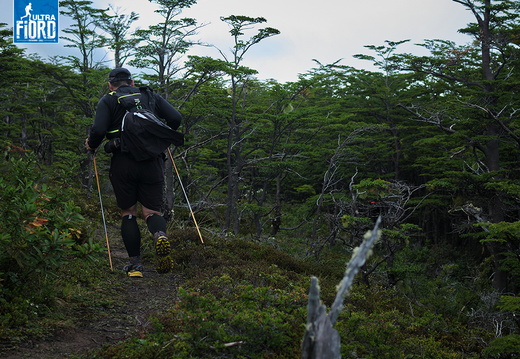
[108,68,132,83]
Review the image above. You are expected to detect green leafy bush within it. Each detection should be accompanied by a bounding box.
[166,282,306,357]
[0,153,105,343]
[0,156,88,280]
[484,334,520,358]
[94,276,307,359]
[483,296,520,358]
[338,295,485,359]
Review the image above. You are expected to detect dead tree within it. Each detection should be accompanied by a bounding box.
[302,216,382,359]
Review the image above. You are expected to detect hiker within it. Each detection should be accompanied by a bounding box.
[85,67,182,278]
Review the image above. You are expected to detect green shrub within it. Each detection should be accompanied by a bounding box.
[164,274,307,358]
[484,334,520,358]
[0,153,106,344]
[338,306,479,358]
[0,156,91,281]
[482,296,520,358]
[91,275,307,359]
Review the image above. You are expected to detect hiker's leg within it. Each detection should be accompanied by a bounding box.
[138,156,165,236]
[122,204,138,218]
[121,204,141,264]
[136,156,164,233]
[110,153,139,211]
[136,158,172,273]
[109,154,142,270]
[143,207,166,236]
[143,206,173,273]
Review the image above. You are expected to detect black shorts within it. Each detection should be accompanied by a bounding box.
[109,153,165,211]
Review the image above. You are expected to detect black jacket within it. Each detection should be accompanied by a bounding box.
[87,86,182,150]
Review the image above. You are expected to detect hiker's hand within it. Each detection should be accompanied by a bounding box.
[85,138,94,152]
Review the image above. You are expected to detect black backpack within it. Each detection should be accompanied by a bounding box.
[113,87,184,161]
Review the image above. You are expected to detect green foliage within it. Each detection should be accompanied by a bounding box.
[484,334,520,358]
[341,214,373,230]
[339,310,459,358]
[337,280,493,359]
[76,232,496,358]
[483,296,520,358]
[477,221,520,244]
[2,1,520,355]
[0,154,89,275]
[385,244,485,313]
[353,178,392,200]
[59,0,108,72]
[161,283,305,358]
[475,221,520,289]
[89,239,318,359]
[497,295,520,313]
[0,152,107,344]
[129,0,201,91]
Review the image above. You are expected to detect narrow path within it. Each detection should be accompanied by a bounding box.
[3,226,181,359]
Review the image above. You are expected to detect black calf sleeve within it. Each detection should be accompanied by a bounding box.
[121,215,141,257]
[146,213,167,235]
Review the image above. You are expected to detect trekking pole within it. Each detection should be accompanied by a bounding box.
[167,148,205,245]
[93,155,114,270]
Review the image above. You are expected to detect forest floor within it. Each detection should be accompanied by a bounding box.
[3,224,182,359]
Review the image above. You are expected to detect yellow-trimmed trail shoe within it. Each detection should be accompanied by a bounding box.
[155,233,173,274]
[123,264,144,278]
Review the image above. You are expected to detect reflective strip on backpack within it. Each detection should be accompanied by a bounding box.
[121,112,130,131]
[117,93,138,103]
[117,93,143,110]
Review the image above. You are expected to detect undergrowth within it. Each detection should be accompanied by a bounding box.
[0,151,516,358]
[76,234,501,359]
[0,152,117,348]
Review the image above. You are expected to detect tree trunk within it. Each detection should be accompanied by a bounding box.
[452,0,510,292]
[270,174,282,236]
[224,119,236,233]
[479,0,507,291]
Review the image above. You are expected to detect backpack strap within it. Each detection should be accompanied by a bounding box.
[139,86,156,113]
[110,86,156,113]
[113,91,142,111]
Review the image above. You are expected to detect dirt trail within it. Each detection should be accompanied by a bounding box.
[3,229,181,359]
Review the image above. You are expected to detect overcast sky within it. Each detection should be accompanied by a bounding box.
[4,0,475,82]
